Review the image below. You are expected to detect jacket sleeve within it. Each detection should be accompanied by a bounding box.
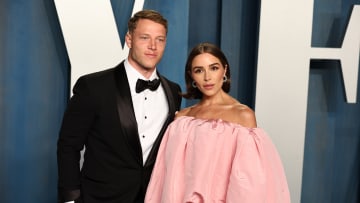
[57,76,96,202]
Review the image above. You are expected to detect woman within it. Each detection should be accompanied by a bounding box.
[145,42,290,202]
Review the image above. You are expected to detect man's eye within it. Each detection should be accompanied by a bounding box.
[157,38,165,43]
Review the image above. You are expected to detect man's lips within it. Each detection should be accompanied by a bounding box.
[145,53,157,58]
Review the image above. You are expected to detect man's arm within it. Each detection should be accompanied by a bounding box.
[57,77,95,202]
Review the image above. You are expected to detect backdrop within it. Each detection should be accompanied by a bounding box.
[0,0,359,202]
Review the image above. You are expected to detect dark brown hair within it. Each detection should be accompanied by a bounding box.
[128,10,168,34]
[182,42,231,99]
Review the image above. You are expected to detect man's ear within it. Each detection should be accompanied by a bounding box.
[125,32,132,48]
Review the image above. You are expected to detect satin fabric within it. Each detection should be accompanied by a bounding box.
[145,116,290,203]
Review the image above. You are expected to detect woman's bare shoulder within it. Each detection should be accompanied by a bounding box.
[230,103,257,128]
[175,106,193,119]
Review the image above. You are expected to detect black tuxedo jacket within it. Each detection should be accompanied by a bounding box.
[57,61,182,203]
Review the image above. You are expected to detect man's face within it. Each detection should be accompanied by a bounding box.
[126,19,167,74]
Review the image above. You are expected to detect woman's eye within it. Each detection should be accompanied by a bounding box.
[211,66,219,71]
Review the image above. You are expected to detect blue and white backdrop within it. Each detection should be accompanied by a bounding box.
[0,0,359,202]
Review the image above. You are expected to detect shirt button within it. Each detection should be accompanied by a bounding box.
[142,135,145,138]
[145,116,147,119]
[145,97,147,100]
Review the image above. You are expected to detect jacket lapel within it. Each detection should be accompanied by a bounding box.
[114,63,143,164]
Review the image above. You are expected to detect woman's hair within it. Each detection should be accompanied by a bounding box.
[128,10,168,34]
[182,42,231,99]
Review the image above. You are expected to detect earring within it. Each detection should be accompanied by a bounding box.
[223,75,228,83]
[192,81,197,88]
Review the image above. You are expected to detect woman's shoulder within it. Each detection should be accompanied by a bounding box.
[175,106,193,119]
[232,103,254,115]
[227,102,257,128]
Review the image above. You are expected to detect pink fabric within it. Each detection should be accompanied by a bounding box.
[145,116,291,203]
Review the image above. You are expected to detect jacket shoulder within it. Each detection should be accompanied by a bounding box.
[81,63,124,80]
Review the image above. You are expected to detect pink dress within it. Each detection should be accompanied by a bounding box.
[145,116,290,203]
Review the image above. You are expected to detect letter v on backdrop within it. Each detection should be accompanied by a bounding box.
[256,1,359,202]
[54,0,144,168]
[54,0,145,91]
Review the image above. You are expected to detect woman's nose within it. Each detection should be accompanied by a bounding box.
[204,71,210,81]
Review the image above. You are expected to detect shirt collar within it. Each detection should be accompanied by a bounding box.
[124,58,159,93]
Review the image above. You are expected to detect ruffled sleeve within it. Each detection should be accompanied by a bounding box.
[145,117,291,203]
[145,118,191,203]
[226,128,291,203]
[144,124,170,203]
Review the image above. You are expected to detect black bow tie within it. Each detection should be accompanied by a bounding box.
[135,78,161,93]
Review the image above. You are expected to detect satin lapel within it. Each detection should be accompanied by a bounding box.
[114,63,143,164]
[144,73,178,167]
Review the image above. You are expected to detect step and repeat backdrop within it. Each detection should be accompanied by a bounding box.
[1,0,359,202]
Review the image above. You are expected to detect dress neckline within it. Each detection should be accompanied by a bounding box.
[175,115,259,130]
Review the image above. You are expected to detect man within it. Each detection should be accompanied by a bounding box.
[57,10,182,203]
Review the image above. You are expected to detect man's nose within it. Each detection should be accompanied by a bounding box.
[148,39,156,50]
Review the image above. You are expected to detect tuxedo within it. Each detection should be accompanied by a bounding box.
[57,61,182,203]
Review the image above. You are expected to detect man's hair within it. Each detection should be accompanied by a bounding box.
[128,10,168,34]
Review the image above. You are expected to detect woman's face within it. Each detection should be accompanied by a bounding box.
[190,53,226,98]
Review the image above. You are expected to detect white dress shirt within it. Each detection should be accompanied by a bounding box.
[124,59,168,164]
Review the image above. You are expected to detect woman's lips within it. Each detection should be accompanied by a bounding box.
[203,84,214,90]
